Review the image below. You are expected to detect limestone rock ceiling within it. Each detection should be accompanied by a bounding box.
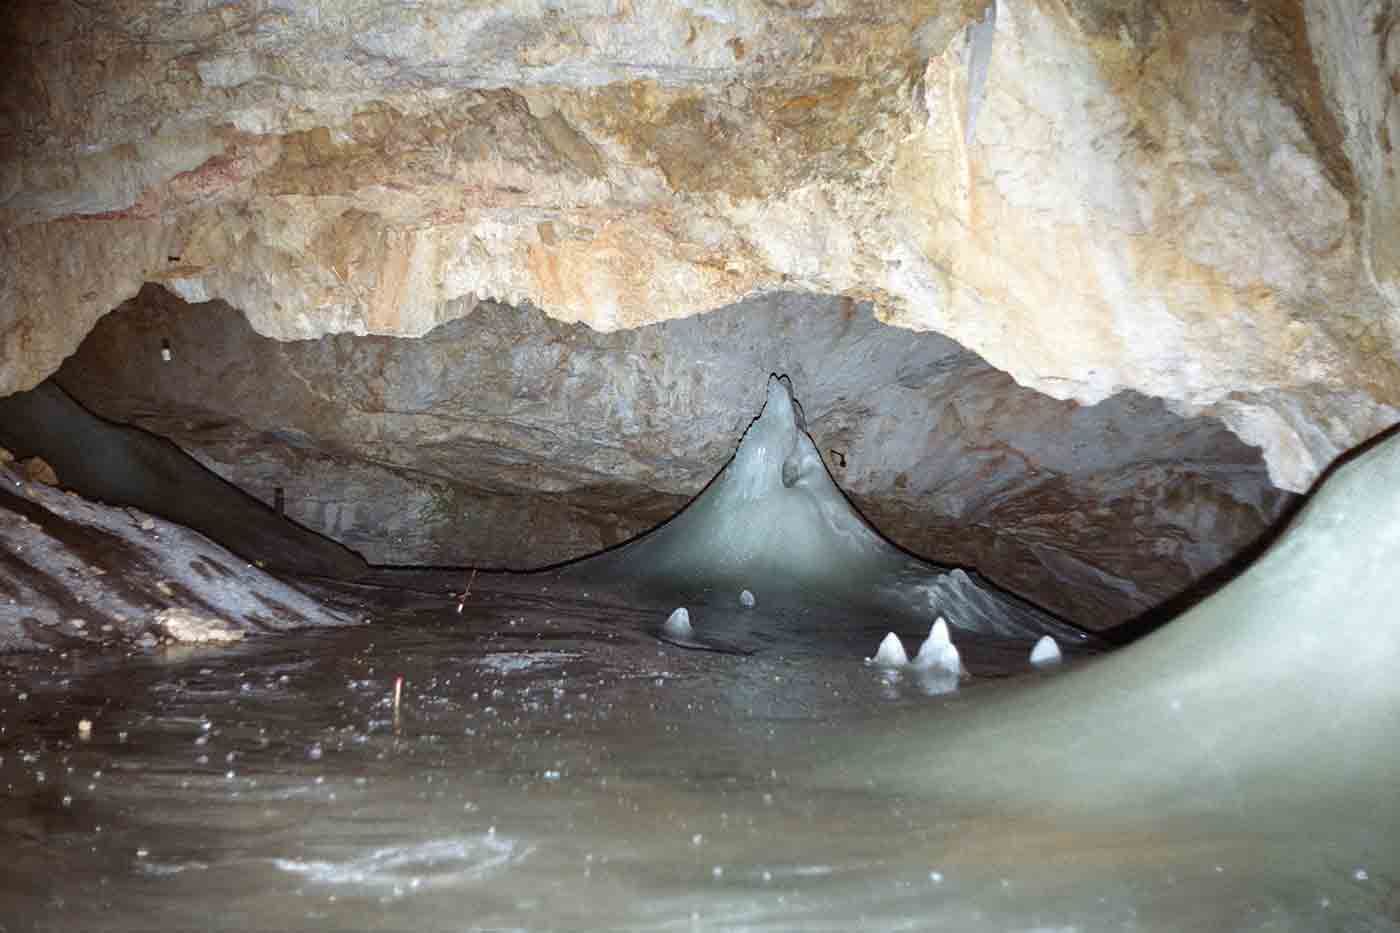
[54,286,1290,629]
[3,0,1400,492]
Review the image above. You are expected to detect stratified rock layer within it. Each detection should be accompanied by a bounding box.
[54,286,1291,628]
[2,0,1399,490]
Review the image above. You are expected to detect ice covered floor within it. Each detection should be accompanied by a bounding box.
[0,569,1396,931]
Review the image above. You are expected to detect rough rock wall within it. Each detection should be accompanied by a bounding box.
[2,0,1398,491]
[54,286,1290,628]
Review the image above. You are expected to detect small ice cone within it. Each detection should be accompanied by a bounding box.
[914,618,959,673]
[1030,635,1062,667]
[663,607,693,639]
[869,632,909,667]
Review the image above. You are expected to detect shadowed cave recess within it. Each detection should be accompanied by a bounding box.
[13,284,1290,631]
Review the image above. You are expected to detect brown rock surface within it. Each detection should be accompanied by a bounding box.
[1,0,1398,492]
[52,285,1292,628]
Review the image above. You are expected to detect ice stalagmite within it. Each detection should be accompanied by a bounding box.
[662,608,693,640]
[574,376,1086,643]
[1029,635,1062,667]
[913,618,962,675]
[870,632,909,667]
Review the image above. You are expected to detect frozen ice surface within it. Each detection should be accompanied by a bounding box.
[663,607,693,640]
[869,632,909,667]
[825,428,1400,821]
[1029,636,1062,667]
[574,376,1085,642]
[739,589,756,608]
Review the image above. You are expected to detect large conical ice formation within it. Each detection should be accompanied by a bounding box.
[572,375,1087,642]
[869,632,909,667]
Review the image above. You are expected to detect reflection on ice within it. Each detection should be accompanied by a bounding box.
[475,651,580,675]
[273,835,530,890]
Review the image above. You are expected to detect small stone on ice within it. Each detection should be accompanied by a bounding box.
[155,607,245,644]
[739,589,756,608]
[869,632,909,667]
[1030,635,1062,667]
[663,607,693,639]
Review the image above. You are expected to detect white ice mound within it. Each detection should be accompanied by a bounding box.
[1029,635,1062,667]
[914,619,961,674]
[663,607,693,640]
[740,589,756,608]
[869,632,909,667]
[916,640,962,677]
[574,375,1087,642]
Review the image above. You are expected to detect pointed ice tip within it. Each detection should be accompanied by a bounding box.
[869,632,909,667]
[1030,635,1062,667]
[663,607,693,640]
[928,617,951,645]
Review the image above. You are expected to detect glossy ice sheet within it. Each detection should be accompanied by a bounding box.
[2,578,1393,931]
